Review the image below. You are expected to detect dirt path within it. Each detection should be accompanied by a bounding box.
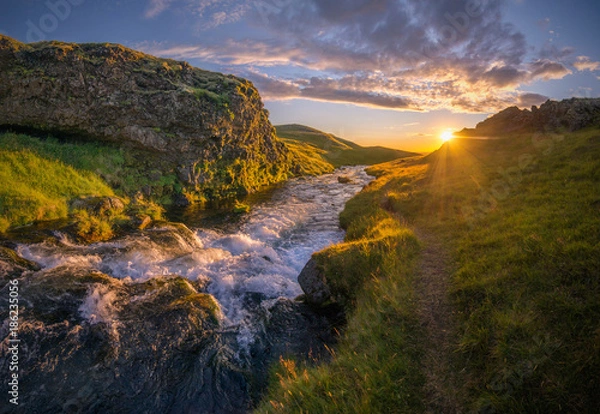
[413,229,462,414]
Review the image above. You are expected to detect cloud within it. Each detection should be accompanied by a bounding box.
[574,56,600,72]
[537,17,551,30]
[249,73,301,98]
[529,59,572,80]
[517,92,549,108]
[246,72,415,109]
[141,0,577,113]
[144,0,252,27]
[537,44,575,61]
[145,0,177,18]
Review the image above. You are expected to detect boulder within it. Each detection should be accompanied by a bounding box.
[0,246,344,413]
[0,35,291,201]
[1,267,251,413]
[298,258,332,306]
[0,246,41,281]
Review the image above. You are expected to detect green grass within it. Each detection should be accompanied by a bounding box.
[0,132,169,237]
[277,124,418,168]
[258,128,600,412]
[359,129,600,412]
[0,132,125,174]
[0,145,114,232]
[444,131,600,412]
[281,138,335,176]
[276,124,359,151]
[0,132,186,204]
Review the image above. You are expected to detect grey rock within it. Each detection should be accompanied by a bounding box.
[337,176,353,184]
[458,98,600,136]
[0,228,341,413]
[298,258,332,306]
[0,267,249,414]
[0,246,41,280]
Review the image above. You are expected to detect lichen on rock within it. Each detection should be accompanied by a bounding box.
[0,35,291,203]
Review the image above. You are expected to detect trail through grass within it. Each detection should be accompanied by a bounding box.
[413,230,461,414]
[258,128,600,413]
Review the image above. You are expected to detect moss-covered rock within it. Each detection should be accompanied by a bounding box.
[0,246,41,280]
[1,267,244,413]
[0,35,291,202]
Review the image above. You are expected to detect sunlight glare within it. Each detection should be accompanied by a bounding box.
[441,130,454,142]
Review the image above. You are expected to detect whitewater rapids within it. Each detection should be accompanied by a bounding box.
[18,167,372,331]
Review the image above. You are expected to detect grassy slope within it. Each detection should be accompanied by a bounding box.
[258,128,600,413]
[0,132,166,236]
[276,124,418,168]
[0,132,183,199]
[0,133,115,232]
[281,138,335,176]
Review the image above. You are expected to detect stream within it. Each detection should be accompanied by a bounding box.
[1,167,372,413]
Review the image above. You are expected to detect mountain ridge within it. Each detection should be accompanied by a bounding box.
[457,97,600,137]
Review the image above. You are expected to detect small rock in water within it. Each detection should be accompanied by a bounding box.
[337,176,353,184]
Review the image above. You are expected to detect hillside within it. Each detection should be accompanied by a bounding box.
[276,124,418,168]
[457,97,600,136]
[259,122,600,412]
[0,35,290,204]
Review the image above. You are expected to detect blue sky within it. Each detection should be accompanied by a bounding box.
[1,0,599,151]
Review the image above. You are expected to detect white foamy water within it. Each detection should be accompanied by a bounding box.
[18,167,372,327]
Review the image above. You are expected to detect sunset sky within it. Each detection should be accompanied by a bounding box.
[2,0,599,152]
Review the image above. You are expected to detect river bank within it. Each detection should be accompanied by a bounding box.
[0,166,372,413]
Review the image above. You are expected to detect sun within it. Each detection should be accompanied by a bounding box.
[441,130,454,142]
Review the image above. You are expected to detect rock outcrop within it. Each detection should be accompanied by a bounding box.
[458,98,600,136]
[0,35,290,202]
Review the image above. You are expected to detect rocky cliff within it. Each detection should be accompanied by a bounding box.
[0,35,290,203]
[458,97,600,136]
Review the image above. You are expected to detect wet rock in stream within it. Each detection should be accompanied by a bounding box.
[0,252,340,414]
[1,168,373,413]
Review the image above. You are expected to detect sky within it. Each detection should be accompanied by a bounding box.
[1,0,599,152]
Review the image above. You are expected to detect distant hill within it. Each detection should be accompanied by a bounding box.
[276,124,418,169]
[457,97,600,137]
